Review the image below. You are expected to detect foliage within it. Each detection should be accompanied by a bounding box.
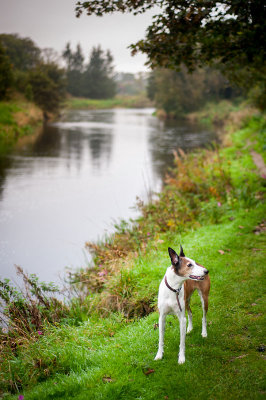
[62,42,85,97]
[82,46,116,99]
[0,33,40,71]
[0,33,66,116]
[29,62,66,118]
[116,72,148,96]
[148,66,241,116]
[76,0,266,109]
[0,43,13,100]
[0,266,68,337]
[62,43,116,99]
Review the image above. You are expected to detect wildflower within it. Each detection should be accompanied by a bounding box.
[37,331,43,335]
[18,395,24,400]
[217,202,222,207]
[147,232,150,236]
[98,269,108,277]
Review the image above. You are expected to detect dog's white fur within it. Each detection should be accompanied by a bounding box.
[154,248,209,364]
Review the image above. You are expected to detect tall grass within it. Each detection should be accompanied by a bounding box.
[0,98,42,154]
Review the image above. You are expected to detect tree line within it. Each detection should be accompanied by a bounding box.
[0,34,117,118]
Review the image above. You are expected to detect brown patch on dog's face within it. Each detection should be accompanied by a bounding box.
[168,247,191,276]
[174,257,194,277]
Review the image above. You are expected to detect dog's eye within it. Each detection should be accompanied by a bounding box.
[187,263,193,268]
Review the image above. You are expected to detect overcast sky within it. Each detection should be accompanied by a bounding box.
[0,0,157,73]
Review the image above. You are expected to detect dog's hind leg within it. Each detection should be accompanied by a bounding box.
[154,311,166,360]
[198,289,208,337]
[186,297,193,333]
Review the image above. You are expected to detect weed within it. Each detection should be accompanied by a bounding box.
[0,266,68,343]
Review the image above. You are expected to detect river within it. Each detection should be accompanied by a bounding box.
[0,108,216,284]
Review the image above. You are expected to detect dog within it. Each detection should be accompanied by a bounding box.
[154,246,210,364]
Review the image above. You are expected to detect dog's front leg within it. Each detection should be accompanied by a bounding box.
[178,315,186,364]
[154,311,166,360]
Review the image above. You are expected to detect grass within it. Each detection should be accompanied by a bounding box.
[2,207,265,399]
[0,111,265,399]
[0,97,42,154]
[187,99,256,130]
[64,94,153,110]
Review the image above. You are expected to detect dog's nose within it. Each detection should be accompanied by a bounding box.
[204,269,209,275]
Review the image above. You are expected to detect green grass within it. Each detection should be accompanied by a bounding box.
[0,99,42,154]
[64,95,153,110]
[187,99,254,128]
[2,206,265,399]
[1,112,265,399]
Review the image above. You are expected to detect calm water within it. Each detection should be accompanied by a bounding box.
[0,108,216,284]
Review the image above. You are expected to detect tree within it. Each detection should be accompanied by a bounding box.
[0,33,40,71]
[62,42,85,97]
[0,43,13,99]
[29,63,66,119]
[147,67,240,117]
[82,46,116,99]
[76,0,266,107]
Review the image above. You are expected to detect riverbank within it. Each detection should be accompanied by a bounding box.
[0,111,265,399]
[0,95,43,154]
[64,94,153,110]
[0,94,152,155]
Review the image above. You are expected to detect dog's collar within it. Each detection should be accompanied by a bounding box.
[164,276,182,312]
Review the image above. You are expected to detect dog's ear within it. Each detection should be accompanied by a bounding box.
[180,245,185,257]
[168,247,179,266]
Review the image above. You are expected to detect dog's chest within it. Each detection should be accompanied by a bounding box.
[158,280,184,314]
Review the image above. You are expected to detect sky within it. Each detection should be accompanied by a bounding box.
[0,0,157,73]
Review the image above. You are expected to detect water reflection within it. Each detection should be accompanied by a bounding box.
[148,118,217,178]
[0,108,216,284]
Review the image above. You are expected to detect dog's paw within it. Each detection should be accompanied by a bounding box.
[154,352,163,361]
[201,331,207,338]
[187,326,193,334]
[178,356,185,364]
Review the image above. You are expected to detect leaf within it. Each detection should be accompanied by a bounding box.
[102,375,113,383]
[143,368,155,375]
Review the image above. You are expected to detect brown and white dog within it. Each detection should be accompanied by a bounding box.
[154,246,210,364]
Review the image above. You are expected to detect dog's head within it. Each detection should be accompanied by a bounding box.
[168,246,209,281]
